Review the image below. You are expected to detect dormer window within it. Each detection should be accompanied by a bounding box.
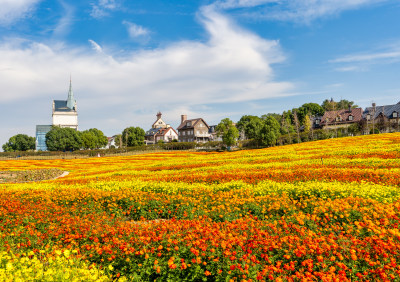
[393,112,398,118]
[348,115,353,121]
[187,121,191,126]
[336,116,340,122]
[315,119,320,124]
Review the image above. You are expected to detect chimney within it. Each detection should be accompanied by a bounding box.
[156,111,162,119]
[348,105,351,112]
[181,114,187,123]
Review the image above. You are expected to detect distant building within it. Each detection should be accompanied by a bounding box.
[362,102,400,133]
[320,107,363,130]
[35,79,78,151]
[145,112,177,144]
[35,125,52,151]
[177,115,211,143]
[208,125,222,141]
[52,79,78,130]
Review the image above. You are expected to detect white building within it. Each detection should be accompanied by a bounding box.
[52,79,78,130]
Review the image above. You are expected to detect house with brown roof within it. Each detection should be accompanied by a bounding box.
[145,112,177,144]
[177,115,211,143]
[362,102,400,133]
[320,107,363,130]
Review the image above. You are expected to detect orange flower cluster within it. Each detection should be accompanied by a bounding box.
[1,133,400,280]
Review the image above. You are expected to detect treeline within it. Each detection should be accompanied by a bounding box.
[215,99,358,148]
[2,98,360,153]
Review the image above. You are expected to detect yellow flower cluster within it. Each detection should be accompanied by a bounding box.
[0,250,109,282]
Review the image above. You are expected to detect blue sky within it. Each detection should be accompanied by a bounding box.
[1,0,400,148]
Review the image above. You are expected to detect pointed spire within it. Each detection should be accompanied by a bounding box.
[66,76,75,110]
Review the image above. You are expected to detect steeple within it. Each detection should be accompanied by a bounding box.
[66,77,75,110]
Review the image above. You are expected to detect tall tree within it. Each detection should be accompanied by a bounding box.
[122,127,145,147]
[296,103,325,124]
[2,134,36,152]
[236,115,264,145]
[216,118,239,147]
[82,128,108,149]
[293,111,301,143]
[45,127,82,151]
[260,116,281,147]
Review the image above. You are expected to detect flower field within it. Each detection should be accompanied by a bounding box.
[1,133,400,281]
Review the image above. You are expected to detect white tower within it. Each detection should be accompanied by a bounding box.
[52,78,78,130]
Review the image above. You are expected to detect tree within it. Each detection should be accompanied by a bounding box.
[81,131,97,150]
[293,110,301,143]
[322,98,337,111]
[2,134,36,152]
[296,103,325,124]
[322,98,358,111]
[236,115,264,145]
[45,127,82,151]
[216,118,239,147]
[122,127,145,147]
[81,128,108,149]
[260,116,281,147]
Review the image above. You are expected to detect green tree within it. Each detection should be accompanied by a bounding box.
[122,127,145,147]
[45,127,82,151]
[296,103,325,124]
[216,118,239,147]
[81,131,97,150]
[236,115,264,144]
[2,134,36,152]
[81,128,108,149]
[322,98,358,111]
[260,116,281,147]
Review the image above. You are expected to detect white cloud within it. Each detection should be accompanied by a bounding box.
[88,39,103,53]
[330,51,400,63]
[330,45,400,71]
[123,21,150,40]
[90,0,118,19]
[0,0,42,25]
[213,0,390,23]
[0,7,293,146]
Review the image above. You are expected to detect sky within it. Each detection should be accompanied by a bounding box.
[1,0,400,149]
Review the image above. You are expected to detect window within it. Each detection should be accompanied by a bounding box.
[315,120,320,124]
[200,123,203,127]
[187,122,191,126]
[393,112,398,118]
[367,114,371,121]
[336,117,340,121]
[349,115,353,121]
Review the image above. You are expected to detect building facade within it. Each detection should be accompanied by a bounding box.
[145,112,177,144]
[320,107,363,130]
[362,102,400,134]
[177,115,211,143]
[35,79,78,151]
[52,80,78,129]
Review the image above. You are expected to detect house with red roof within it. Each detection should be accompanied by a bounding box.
[320,107,363,130]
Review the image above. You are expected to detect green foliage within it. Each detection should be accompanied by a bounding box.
[236,115,264,143]
[216,118,239,147]
[260,116,281,147]
[347,123,361,135]
[122,127,145,147]
[2,134,35,152]
[296,103,325,124]
[303,114,312,133]
[322,99,358,111]
[81,128,108,149]
[45,127,82,151]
